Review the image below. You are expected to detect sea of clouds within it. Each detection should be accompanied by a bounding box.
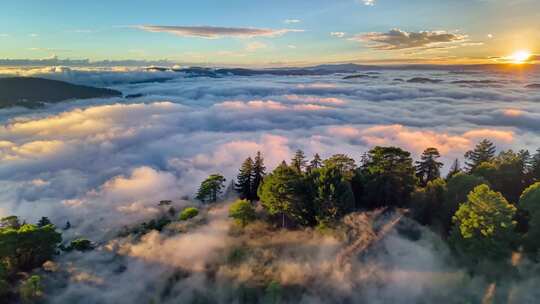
[1,66,540,303]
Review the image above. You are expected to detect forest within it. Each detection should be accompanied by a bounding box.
[3,139,540,303]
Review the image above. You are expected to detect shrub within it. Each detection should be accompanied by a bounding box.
[179,207,199,221]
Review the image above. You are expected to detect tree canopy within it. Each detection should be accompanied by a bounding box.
[464,139,496,171]
[196,174,226,203]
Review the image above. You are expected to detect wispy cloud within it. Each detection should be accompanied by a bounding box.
[245,41,268,52]
[362,0,376,5]
[330,32,346,38]
[134,25,303,39]
[284,19,301,24]
[352,28,468,50]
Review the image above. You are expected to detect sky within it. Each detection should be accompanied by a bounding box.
[0,0,539,66]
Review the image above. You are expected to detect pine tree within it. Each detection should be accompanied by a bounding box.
[37,217,52,227]
[531,148,540,181]
[235,157,253,200]
[291,149,307,173]
[464,139,496,171]
[251,151,266,200]
[415,147,443,186]
[196,174,226,203]
[307,153,322,173]
[446,158,461,180]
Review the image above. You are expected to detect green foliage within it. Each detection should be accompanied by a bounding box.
[450,184,517,261]
[410,178,447,227]
[323,154,356,180]
[258,162,314,228]
[446,158,462,180]
[264,281,283,304]
[229,199,256,227]
[0,220,62,273]
[441,173,488,234]
[235,157,254,200]
[415,147,443,186]
[519,182,540,255]
[68,238,94,252]
[291,149,307,173]
[1,216,21,229]
[19,275,43,303]
[464,139,496,171]
[359,146,417,208]
[179,207,199,221]
[531,148,540,181]
[310,164,354,224]
[472,150,532,203]
[195,174,226,203]
[307,153,322,173]
[251,151,266,201]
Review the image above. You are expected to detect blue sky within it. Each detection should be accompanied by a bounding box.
[0,0,538,65]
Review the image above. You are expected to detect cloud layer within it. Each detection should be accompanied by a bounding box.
[354,29,468,50]
[135,25,303,39]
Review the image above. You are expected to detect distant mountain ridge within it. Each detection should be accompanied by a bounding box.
[0,77,122,109]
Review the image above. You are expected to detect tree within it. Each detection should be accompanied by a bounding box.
[235,157,253,200]
[464,139,496,171]
[19,275,43,303]
[415,147,444,186]
[67,238,94,252]
[359,147,417,208]
[251,151,266,201]
[195,174,226,203]
[229,199,256,227]
[450,184,517,261]
[519,182,540,255]
[441,173,488,234]
[0,221,62,273]
[531,148,540,181]
[472,150,531,203]
[446,158,462,180]
[410,178,447,227]
[323,154,357,180]
[291,149,307,173]
[258,162,314,228]
[310,164,354,224]
[307,153,323,173]
[37,217,51,228]
[179,207,199,221]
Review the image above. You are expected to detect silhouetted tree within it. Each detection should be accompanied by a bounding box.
[37,217,51,228]
[307,153,322,173]
[291,149,307,173]
[464,139,496,171]
[251,151,266,200]
[415,147,444,186]
[235,157,253,200]
[446,158,462,180]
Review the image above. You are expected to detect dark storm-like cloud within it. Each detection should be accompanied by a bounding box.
[353,29,468,50]
[134,25,304,39]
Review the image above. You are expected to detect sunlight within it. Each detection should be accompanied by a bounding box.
[509,50,532,64]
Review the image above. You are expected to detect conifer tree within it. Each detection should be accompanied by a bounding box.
[307,153,322,173]
[291,149,307,173]
[251,151,266,200]
[196,174,226,203]
[464,139,496,171]
[415,147,443,186]
[235,157,253,200]
[531,148,540,181]
[446,158,462,180]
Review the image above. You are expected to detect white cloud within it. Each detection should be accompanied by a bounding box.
[331,32,346,38]
[134,25,304,39]
[284,19,301,24]
[245,41,268,52]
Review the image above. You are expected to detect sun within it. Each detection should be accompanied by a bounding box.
[509,50,532,64]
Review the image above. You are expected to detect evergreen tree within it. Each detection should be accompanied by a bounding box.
[359,147,417,208]
[291,149,307,173]
[258,162,314,228]
[531,148,540,181]
[37,217,51,228]
[446,158,462,180]
[323,154,357,180]
[310,164,354,223]
[307,153,323,173]
[195,174,226,203]
[235,157,253,200]
[519,182,540,255]
[251,151,266,200]
[415,147,444,186]
[450,184,517,261]
[464,139,496,171]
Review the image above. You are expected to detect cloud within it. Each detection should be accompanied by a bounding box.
[284,19,301,24]
[245,41,268,52]
[361,0,376,5]
[353,29,468,50]
[134,25,303,39]
[331,32,346,38]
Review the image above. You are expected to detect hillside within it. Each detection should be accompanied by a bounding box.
[0,77,122,109]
